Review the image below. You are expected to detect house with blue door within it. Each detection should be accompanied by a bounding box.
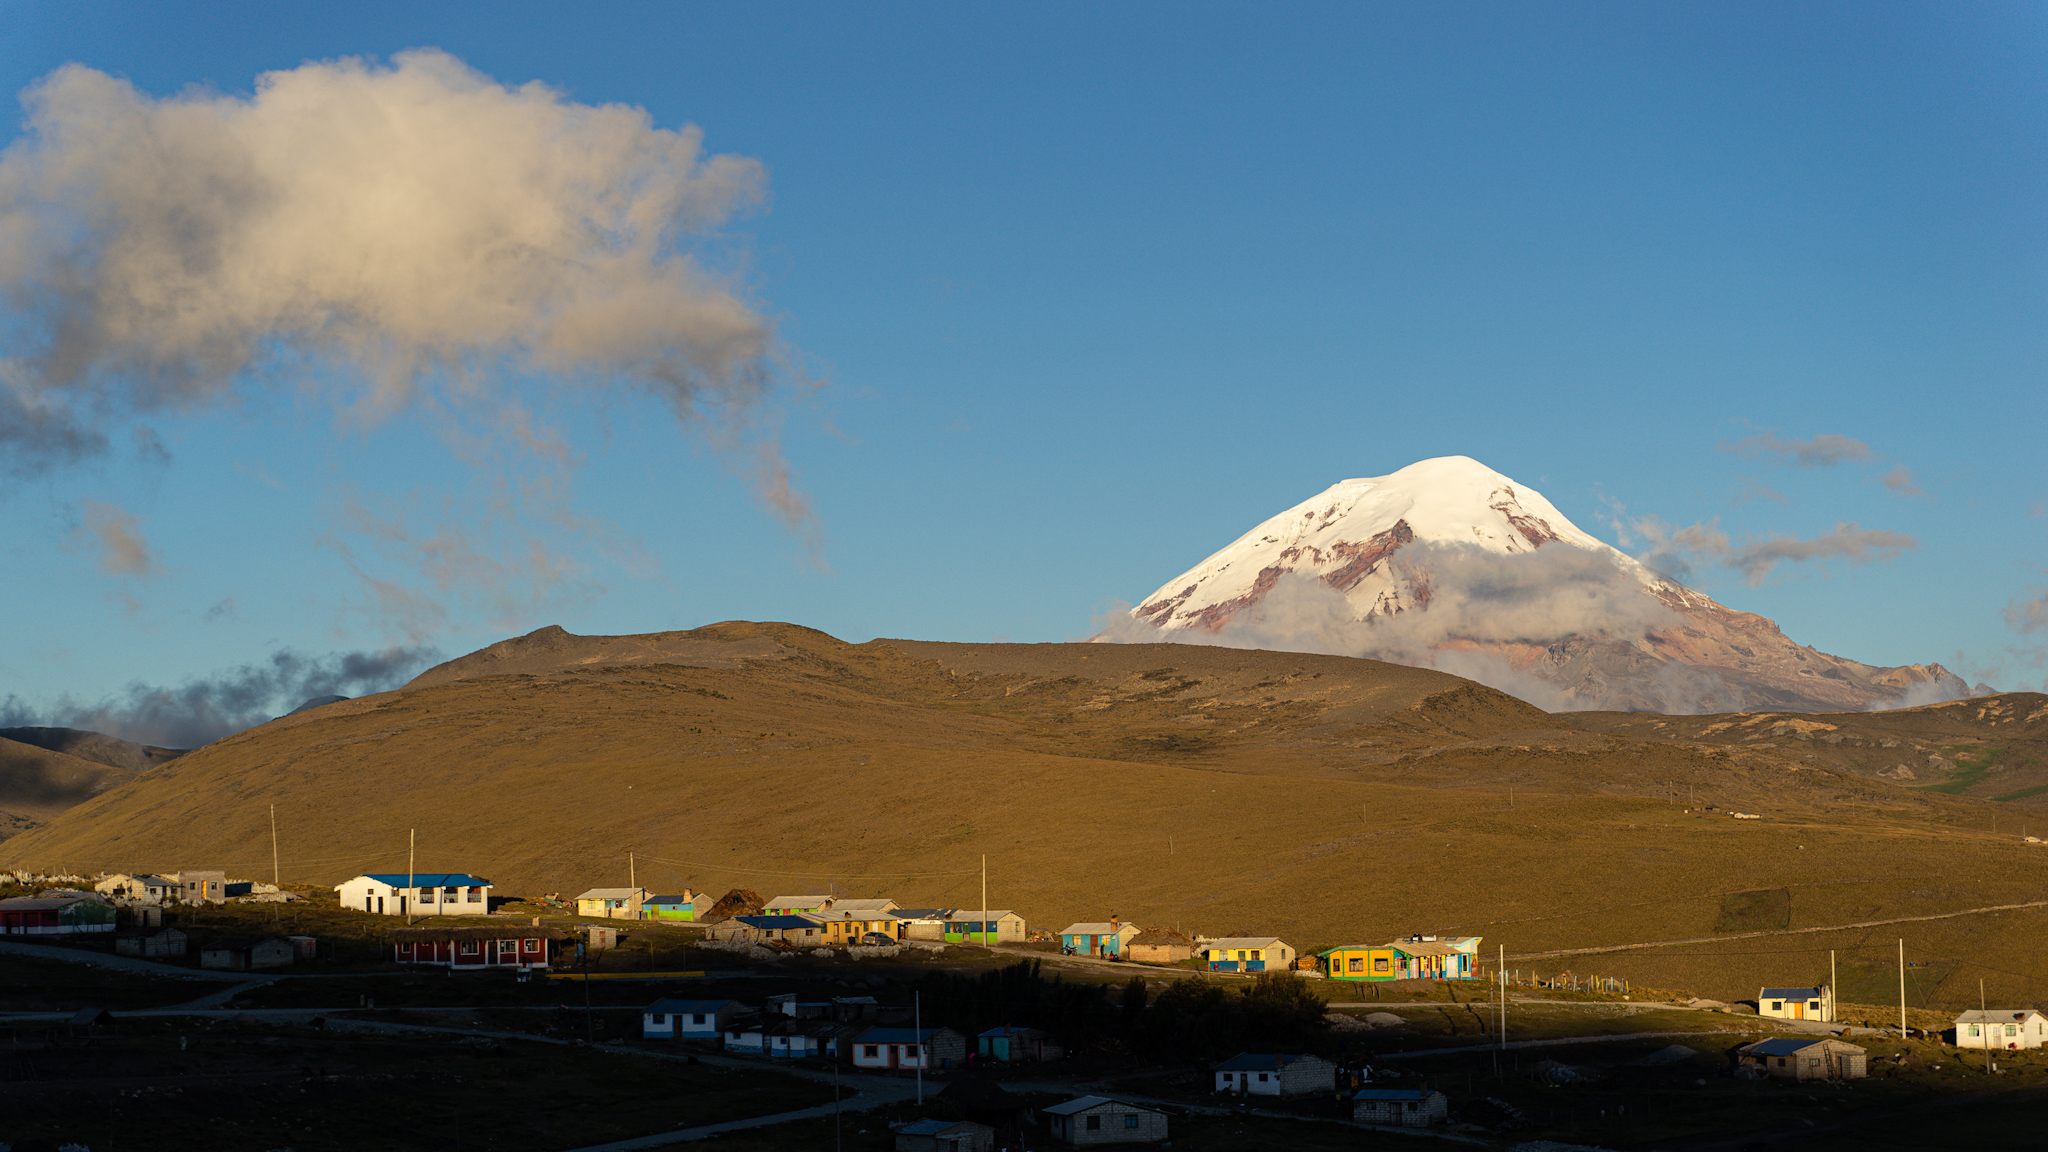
[1200,937,1295,973]
[642,998,739,1039]
[1061,918,1141,957]
[1385,935,1481,980]
[944,909,1025,944]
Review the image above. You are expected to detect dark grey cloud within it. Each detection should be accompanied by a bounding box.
[0,645,440,748]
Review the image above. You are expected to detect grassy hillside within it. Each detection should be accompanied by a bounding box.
[0,735,141,825]
[7,621,2045,1010]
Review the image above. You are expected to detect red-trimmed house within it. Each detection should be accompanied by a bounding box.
[390,925,566,970]
[851,1026,968,1070]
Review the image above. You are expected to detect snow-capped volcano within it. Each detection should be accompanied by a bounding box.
[1116,456,1962,713]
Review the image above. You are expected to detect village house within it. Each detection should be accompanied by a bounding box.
[114,925,189,958]
[896,1118,997,1152]
[852,1026,969,1070]
[1212,1052,1337,1096]
[335,873,492,916]
[1352,1088,1449,1127]
[810,908,904,946]
[1737,1037,1868,1081]
[1319,943,1401,981]
[1383,935,1481,980]
[1125,926,1194,964]
[643,892,699,921]
[977,1025,1062,1063]
[1200,937,1296,973]
[390,925,565,970]
[1061,918,1141,958]
[1758,985,1834,1022]
[162,870,228,905]
[200,936,295,970]
[574,887,649,919]
[707,914,826,946]
[764,894,835,915]
[94,874,175,904]
[724,1017,846,1059]
[1041,1096,1170,1146]
[832,995,883,1021]
[941,909,1026,944]
[828,898,902,916]
[642,998,740,1039]
[0,893,117,936]
[1955,1009,2048,1050]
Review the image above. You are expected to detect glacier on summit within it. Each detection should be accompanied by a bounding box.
[1103,456,1964,714]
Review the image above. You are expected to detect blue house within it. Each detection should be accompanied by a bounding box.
[644,893,699,921]
[643,998,740,1039]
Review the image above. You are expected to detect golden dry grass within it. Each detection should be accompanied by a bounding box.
[7,622,2046,1010]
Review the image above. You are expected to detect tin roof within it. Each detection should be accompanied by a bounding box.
[764,894,834,907]
[356,873,491,888]
[1062,922,1135,935]
[1204,937,1287,950]
[856,1027,949,1044]
[735,915,821,929]
[645,998,736,1014]
[1215,1052,1318,1071]
[646,893,696,904]
[1759,987,1825,999]
[1740,1037,1861,1057]
[1042,1095,1159,1117]
[1955,1009,2045,1024]
[574,888,646,900]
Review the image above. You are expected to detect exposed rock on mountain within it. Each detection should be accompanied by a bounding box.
[1112,456,1962,713]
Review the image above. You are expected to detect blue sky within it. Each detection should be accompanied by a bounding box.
[1,2,2044,740]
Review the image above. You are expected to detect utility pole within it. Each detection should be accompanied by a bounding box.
[269,804,280,887]
[1830,950,1837,1023]
[407,828,416,926]
[981,854,988,945]
[630,852,635,891]
[915,989,924,1105]
[1981,979,1990,1073]
[1499,944,1507,1052]
[1898,939,1907,1038]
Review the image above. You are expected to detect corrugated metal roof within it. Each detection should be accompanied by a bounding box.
[1741,1037,1856,1056]
[856,1027,945,1043]
[360,873,491,888]
[1955,1009,2044,1024]
[1214,1052,1316,1071]
[645,998,736,1014]
[1042,1095,1158,1117]
[1061,922,1134,935]
[575,888,646,900]
[735,915,821,929]
[1204,937,1286,950]
[1759,987,1824,999]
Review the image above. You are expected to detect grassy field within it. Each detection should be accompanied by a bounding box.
[0,953,213,1012]
[0,1017,831,1151]
[6,623,2048,1014]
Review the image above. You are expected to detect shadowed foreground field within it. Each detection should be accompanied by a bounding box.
[8,622,2047,1009]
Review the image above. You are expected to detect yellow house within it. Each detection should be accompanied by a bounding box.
[574,887,648,919]
[811,909,900,946]
[1319,944,1401,981]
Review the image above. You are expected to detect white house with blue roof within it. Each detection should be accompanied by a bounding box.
[642,997,740,1039]
[335,873,492,916]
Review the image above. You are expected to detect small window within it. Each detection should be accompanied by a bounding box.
[1125,1115,1139,1129]
[2007,1025,2020,1037]
[693,1013,707,1024]
[468,888,483,903]
[1970,1024,1981,1037]
[863,1045,878,1058]
[460,940,480,955]
[1374,958,1390,973]
[652,1014,667,1025]
[1085,1115,1101,1131]
[398,941,413,953]
[523,938,540,951]
[1257,1072,1270,1082]
[1770,1001,1783,1012]
[1349,957,1363,972]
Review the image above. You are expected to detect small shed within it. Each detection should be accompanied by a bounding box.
[1353,1088,1448,1127]
[1041,1096,1169,1146]
[1758,985,1834,1022]
[1737,1037,1867,1081]
[286,935,318,961]
[1213,1052,1337,1096]
[978,1025,1062,1063]
[200,936,295,970]
[644,893,699,921]
[1125,926,1193,964]
[897,1119,996,1152]
[114,926,189,958]
[1955,1008,2048,1050]
[582,924,621,950]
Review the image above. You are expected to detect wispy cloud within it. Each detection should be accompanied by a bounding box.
[1720,432,1874,467]
[1615,512,1916,586]
[73,500,156,576]
[1879,465,1923,498]
[2006,586,2048,635]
